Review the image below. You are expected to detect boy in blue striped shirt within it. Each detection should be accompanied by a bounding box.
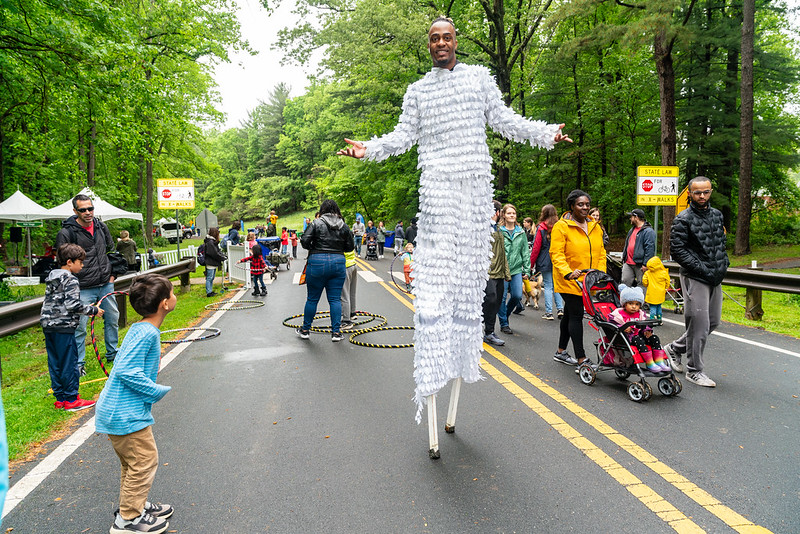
[95,274,175,534]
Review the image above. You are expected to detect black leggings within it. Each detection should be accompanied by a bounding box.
[558,293,586,359]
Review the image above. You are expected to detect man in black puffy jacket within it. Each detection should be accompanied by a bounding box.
[664,177,730,388]
[55,194,120,375]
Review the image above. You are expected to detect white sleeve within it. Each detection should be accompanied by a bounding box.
[362,85,420,162]
[482,68,560,150]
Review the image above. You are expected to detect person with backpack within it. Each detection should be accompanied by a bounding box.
[202,227,226,297]
[55,194,126,376]
[529,204,563,321]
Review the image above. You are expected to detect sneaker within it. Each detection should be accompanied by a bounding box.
[144,502,174,520]
[78,363,86,377]
[341,321,355,331]
[512,308,525,316]
[500,326,513,335]
[483,333,505,346]
[206,291,217,298]
[252,290,260,296]
[557,309,564,319]
[62,397,95,412]
[110,511,168,534]
[331,332,343,342]
[554,350,578,366]
[664,344,685,373]
[297,328,310,340]
[541,313,554,321]
[54,401,64,410]
[686,371,716,387]
[260,289,268,296]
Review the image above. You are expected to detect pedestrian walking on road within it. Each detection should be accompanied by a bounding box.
[95,274,176,534]
[393,221,405,256]
[621,208,655,294]
[664,176,729,387]
[203,227,227,297]
[352,217,365,257]
[299,199,355,341]
[550,189,607,370]
[482,200,510,346]
[529,204,563,321]
[497,204,531,335]
[377,221,387,258]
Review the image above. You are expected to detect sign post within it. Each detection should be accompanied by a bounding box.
[636,166,680,255]
[157,179,195,263]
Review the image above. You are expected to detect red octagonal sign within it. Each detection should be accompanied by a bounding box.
[162,189,172,198]
[641,180,653,192]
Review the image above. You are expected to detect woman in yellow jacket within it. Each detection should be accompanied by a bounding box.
[550,189,607,368]
[642,256,670,321]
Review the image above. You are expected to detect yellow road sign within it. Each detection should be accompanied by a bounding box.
[637,166,679,177]
[676,186,689,213]
[157,179,195,209]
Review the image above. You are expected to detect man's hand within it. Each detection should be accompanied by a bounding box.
[97,307,105,317]
[554,124,573,144]
[337,138,366,159]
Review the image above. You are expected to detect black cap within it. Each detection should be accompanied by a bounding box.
[626,208,646,220]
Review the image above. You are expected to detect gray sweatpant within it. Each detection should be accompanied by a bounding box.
[669,275,722,373]
[341,264,358,322]
[621,263,647,300]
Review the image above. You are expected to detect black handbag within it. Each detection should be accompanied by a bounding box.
[107,252,130,277]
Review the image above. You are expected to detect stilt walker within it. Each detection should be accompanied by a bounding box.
[338,16,571,458]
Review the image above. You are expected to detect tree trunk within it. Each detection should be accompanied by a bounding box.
[146,143,154,246]
[572,54,584,190]
[78,129,86,176]
[87,120,96,187]
[655,30,677,259]
[735,0,754,255]
[137,154,144,208]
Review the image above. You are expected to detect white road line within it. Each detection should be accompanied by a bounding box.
[357,270,383,283]
[661,317,800,359]
[2,289,248,519]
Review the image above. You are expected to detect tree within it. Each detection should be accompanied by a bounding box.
[735,0,755,255]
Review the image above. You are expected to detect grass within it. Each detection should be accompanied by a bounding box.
[718,285,800,339]
[0,277,232,462]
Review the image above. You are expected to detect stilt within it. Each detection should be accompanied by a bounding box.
[444,377,462,434]
[427,394,440,459]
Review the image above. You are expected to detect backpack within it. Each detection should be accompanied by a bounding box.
[196,243,207,266]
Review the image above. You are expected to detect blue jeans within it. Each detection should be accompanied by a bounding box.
[75,282,119,364]
[354,236,363,255]
[303,253,347,333]
[281,244,288,255]
[252,274,266,292]
[205,267,217,295]
[540,270,564,314]
[498,273,524,328]
[649,303,662,319]
[45,331,80,402]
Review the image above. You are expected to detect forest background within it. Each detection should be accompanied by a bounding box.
[2,0,800,260]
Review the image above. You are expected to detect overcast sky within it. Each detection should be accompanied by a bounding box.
[211,0,319,130]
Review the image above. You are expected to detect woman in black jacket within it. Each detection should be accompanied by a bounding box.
[298,200,355,341]
[204,227,227,297]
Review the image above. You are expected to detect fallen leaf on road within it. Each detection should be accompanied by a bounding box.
[325,435,330,439]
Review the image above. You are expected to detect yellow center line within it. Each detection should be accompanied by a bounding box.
[480,358,703,533]
[354,257,376,271]
[371,265,770,533]
[483,345,773,534]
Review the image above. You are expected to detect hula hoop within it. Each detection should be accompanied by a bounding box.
[204,299,265,311]
[389,253,413,295]
[90,290,129,377]
[348,326,415,348]
[282,310,387,334]
[160,326,221,344]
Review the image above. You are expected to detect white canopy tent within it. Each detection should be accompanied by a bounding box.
[0,190,63,276]
[47,187,143,222]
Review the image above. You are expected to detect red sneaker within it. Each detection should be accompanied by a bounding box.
[62,398,96,412]
[54,401,65,409]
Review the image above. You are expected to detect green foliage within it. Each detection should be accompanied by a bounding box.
[152,236,170,248]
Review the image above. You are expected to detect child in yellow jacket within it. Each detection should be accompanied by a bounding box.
[642,256,670,321]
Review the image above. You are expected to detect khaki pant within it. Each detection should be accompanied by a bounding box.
[109,426,159,520]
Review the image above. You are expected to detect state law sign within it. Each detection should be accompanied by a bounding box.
[636,166,679,206]
[157,179,195,209]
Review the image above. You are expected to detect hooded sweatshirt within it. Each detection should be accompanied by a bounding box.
[40,269,100,332]
[54,216,114,289]
[642,256,670,305]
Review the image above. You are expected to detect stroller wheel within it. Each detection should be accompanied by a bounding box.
[627,382,645,402]
[578,364,596,385]
[642,381,653,401]
[614,369,630,381]
[658,377,675,396]
[671,376,682,396]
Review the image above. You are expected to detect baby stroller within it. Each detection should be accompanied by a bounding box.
[365,235,378,261]
[577,269,682,402]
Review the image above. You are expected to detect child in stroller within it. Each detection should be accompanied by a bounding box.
[365,234,379,261]
[608,285,670,373]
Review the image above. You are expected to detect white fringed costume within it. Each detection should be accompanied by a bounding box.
[361,63,560,422]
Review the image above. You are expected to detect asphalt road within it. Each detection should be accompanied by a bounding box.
[4,255,799,533]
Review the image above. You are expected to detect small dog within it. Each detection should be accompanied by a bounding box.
[523,272,544,309]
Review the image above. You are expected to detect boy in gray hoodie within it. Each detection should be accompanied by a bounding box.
[40,243,104,411]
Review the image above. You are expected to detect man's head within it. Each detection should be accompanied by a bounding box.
[688,176,713,208]
[428,17,457,70]
[129,273,176,318]
[491,200,502,222]
[626,208,646,227]
[72,194,94,226]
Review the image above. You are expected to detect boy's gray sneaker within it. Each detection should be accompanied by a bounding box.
[296,328,310,340]
[664,343,684,373]
[110,511,168,534]
[553,350,578,366]
[144,502,173,520]
[686,371,716,387]
[331,332,343,342]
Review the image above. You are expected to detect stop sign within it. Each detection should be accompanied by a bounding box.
[642,180,653,192]
[162,189,172,198]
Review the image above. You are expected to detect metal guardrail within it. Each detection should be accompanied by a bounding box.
[663,261,800,294]
[0,258,196,339]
